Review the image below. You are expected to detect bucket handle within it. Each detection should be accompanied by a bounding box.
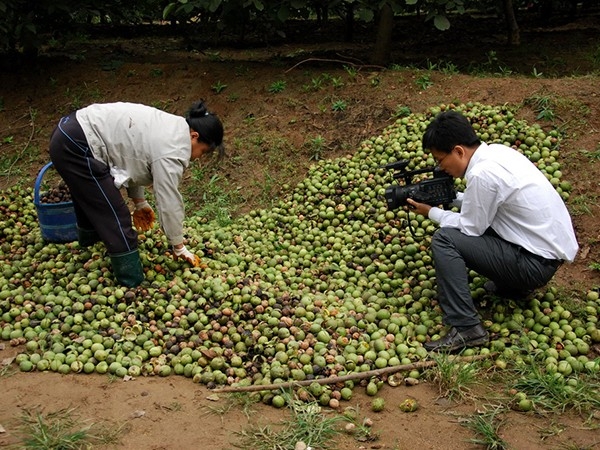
[34,162,55,205]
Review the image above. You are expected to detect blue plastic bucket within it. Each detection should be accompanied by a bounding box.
[34,162,78,243]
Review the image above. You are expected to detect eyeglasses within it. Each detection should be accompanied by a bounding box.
[435,145,462,165]
[435,151,451,165]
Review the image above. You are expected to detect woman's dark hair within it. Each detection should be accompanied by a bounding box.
[185,100,225,158]
[422,110,480,154]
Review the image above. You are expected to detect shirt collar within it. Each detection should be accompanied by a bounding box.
[465,142,488,178]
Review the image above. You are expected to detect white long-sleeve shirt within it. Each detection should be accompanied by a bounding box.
[428,142,578,262]
[76,102,191,245]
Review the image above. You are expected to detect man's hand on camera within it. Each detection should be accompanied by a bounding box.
[406,198,432,217]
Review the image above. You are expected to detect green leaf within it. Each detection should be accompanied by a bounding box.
[209,0,222,12]
[290,0,307,8]
[277,5,291,22]
[162,3,176,19]
[356,7,374,22]
[433,15,450,31]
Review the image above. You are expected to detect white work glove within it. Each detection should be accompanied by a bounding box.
[173,244,203,267]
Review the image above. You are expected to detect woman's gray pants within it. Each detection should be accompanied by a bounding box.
[430,227,562,328]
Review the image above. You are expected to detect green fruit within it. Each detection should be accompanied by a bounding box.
[340,387,353,401]
[272,395,286,408]
[366,381,379,396]
[371,397,385,412]
[399,398,418,412]
[309,381,323,397]
[19,360,34,372]
[517,398,533,412]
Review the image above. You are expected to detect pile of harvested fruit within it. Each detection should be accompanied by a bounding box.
[1,103,598,408]
[38,181,72,204]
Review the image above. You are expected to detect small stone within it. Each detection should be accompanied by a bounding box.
[294,441,307,450]
[131,410,146,418]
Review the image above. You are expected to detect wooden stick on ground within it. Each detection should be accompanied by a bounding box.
[212,353,495,393]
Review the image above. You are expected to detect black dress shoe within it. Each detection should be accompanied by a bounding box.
[424,323,489,352]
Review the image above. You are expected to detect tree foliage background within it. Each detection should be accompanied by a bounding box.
[0,0,596,63]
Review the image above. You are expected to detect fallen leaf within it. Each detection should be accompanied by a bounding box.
[206,394,220,402]
[1,357,14,367]
[580,245,590,259]
[201,349,217,359]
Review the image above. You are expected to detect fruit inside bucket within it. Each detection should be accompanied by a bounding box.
[34,162,78,243]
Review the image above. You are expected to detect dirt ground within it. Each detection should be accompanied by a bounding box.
[1,13,600,450]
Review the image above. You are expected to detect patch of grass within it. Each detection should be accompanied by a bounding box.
[531,67,544,78]
[415,73,433,90]
[253,170,278,207]
[462,406,509,450]
[341,404,380,443]
[536,420,566,441]
[0,362,17,377]
[234,64,250,76]
[268,80,286,93]
[331,76,344,88]
[331,99,347,112]
[392,105,411,119]
[100,59,123,71]
[188,171,239,226]
[424,353,480,401]
[89,420,129,447]
[343,65,358,81]
[569,193,597,216]
[211,80,227,94]
[155,401,182,412]
[305,134,327,161]
[512,359,600,415]
[524,94,556,121]
[230,392,261,419]
[149,99,175,112]
[150,67,163,77]
[389,63,407,71]
[202,392,259,421]
[589,45,600,69]
[65,87,84,110]
[206,51,223,62]
[440,61,459,75]
[11,407,124,450]
[234,393,344,450]
[525,91,590,129]
[579,145,600,161]
[305,75,325,91]
[469,51,513,77]
[201,398,236,422]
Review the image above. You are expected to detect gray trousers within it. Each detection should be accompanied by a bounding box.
[430,227,562,328]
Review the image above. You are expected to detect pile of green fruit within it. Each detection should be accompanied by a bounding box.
[1,102,598,407]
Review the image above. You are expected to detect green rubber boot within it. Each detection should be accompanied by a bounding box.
[110,249,144,288]
[78,227,100,247]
